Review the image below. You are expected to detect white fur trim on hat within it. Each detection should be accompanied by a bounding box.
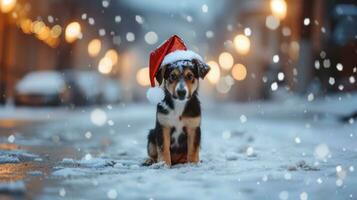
[161,50,203,66]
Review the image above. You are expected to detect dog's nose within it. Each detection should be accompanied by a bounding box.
[177,89,186,99]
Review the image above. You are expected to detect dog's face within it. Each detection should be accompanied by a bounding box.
[156,59,210,101]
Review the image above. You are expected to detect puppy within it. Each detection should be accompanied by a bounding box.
[144,59,210,167]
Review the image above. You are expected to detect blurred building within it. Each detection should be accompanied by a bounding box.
[0,0,356,105]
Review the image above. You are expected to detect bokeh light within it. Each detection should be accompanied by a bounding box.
[136,67,150,86]
[206,61,220,84]
[266,15,280,30]
[50,25,62,38]
[65,22,81,43]
[1,0,16,13]
[98,57,113,74]
[105,49,118,65]
[88,39,101,57]
[231,64,247,81]
[233,34,250,55]
[270,0,287,19]
[218,52,234,70]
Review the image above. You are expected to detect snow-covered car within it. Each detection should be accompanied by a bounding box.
[15,71,69,106]
[63,70,122,105]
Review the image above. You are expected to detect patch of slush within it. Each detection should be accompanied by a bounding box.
[0,181,26,194]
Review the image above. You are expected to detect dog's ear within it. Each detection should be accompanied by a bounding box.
[192,59,210,79]
[155,65,168,85]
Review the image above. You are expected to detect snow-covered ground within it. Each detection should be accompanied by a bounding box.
[0,93,356,200]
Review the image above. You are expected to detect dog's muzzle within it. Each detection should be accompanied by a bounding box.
[175,80,188,100]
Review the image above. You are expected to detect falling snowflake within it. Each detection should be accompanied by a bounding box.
[88,17,95,25]
[59,188,66,197]
[320,51,326,58]
[244,27,251,36]
[90,108,107,126]
[108,120,114,126]
[48,15,54,23]
[279,191,289,200]
[81,13,87,20]
[273,55,279,63]
[246,146,254,156]
[205,30,214,38]
[338,84,344,91]
[201,4,208,13]
[186,15,193,22]
[323,59,330,68]
[115,15,121,23]
[307,93,314,101]
[284,172,292,180]
[336,179,343,187]
[349,166,354,172]
[328,77,335,85]
[222,130,231,140]
[99,28,106,36]
[300,192,308,200]
[126,32,135,42]
[135,15,144,24]
[227,24,233,31]
[295,137,301,144]
[145,31,158,45]
[266,15,280,30]
[349,76,355,84]
[314,143,330,160]
[240,115,247,123]
[278,72,284,81]
[85,131,92,139]
[8,135,15,143]
[336,63,343,71]
[102,0,109,8]
[271,82,278,91]
[321,27,326,33]
[84,153,92,160]
[303,18,310,26]
[107,189,118,199]
[317,178,323,184]
[314,60,320,69]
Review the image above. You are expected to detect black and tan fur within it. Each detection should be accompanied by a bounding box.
[144,59,210,167]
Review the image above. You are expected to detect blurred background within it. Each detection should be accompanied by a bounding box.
[0,0,356,107]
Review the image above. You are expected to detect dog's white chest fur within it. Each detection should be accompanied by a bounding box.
[158,100,187,148]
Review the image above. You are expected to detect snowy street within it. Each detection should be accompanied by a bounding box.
[1,94,356,200]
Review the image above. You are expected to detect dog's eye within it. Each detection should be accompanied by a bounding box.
[185,74,193,81]
[170,74,178,81]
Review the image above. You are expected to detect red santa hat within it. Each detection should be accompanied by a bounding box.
[149,35,203,87]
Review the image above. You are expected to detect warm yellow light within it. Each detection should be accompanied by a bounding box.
[270,0,287,19]
[98,57,113,74]
[37,26,50,41]
[233,34,250,55]
[218,52,234,70]
[206,61,220,84]
[20,19,32,34]
[32,20,45,34]
[88,39,101,57]
[136,67,150,86]
[231,64,247,81]
[1,0,16,13]
[105,49,118,65]
[50,25,62,38]
[65,22,81,43]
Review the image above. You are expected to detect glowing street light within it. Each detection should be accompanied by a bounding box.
[231,64,247,81]
[218,52,234,70]
[88,39,101,57]
[65,22,81,43]
[1,0,16,13]
[270,0,287,20]
[233,34,250,55]
[136,67,150,86]
[206,61,220,84]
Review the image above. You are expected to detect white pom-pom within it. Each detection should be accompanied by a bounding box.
[146,87,165,104]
